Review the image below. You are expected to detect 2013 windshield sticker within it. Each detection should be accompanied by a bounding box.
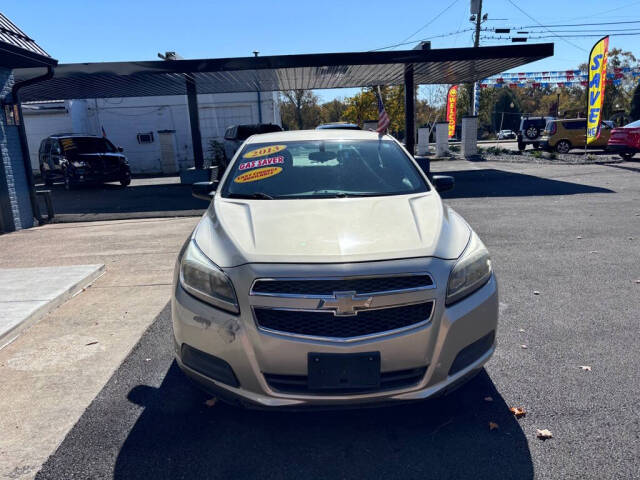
[238,155,284,171]
[233,166,282,183]
[243,145,287,159]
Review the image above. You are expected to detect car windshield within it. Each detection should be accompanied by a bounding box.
[60,137,117,154]
[221,139,429,199]
[625,119,640,128]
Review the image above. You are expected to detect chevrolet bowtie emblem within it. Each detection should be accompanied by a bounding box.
[317,291,373,316]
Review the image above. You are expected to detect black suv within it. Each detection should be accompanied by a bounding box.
[39,134,131,189]
[517,116,554,151]
[222,124,282,171]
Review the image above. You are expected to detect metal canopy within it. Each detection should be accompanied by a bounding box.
[14,43,553,101]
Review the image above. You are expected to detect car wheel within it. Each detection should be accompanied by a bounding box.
[525,126,539,139]
[620,152,634,161]
[555,140,571,154]
[120,172,131,187]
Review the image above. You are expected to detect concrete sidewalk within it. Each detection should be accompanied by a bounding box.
[0,265,105,349]
[0,216,198,480]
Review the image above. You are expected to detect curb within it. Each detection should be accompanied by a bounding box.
[0,264,106,350]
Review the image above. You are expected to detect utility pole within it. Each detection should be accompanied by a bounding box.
[253,51,263,123]
[471,0,483,116]
[473,0,482,48]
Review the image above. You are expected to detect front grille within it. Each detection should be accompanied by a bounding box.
[254,302,433,339]
[264,366,427,395]
[251,275,433,296]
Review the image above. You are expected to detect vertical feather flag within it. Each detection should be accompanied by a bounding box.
[587,36,609,145]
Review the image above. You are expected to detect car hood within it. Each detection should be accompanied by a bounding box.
[194,192,471,268]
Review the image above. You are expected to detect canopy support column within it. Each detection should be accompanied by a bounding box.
[404,64,415,155]
[185,74,204,170]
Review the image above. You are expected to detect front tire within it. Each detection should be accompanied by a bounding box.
[120,172,131,187]
[555,140,571,154]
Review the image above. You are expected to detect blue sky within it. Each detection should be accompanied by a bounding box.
[4,0,640,102]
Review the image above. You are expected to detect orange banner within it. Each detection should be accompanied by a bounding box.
[446,85,458,138]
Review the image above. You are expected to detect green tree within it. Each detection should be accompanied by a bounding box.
[491,89,522,132]
[320,99,346,123]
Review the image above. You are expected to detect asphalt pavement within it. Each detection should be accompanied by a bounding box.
[28,159,640,479]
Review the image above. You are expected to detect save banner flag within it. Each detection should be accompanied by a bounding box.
[446,85,458,138]
[587,36,609,145]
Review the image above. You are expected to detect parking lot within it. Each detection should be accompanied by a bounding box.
[2,159,637,479]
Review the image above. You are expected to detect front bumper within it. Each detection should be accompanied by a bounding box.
[171,259,499,408]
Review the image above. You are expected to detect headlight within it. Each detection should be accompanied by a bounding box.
[446,232,492,305]
[179,240,239,313]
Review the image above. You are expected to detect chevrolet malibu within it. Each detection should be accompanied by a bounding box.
[172,129,498,408]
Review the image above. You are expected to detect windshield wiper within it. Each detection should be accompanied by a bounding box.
[313,191,385,198]
[227,192,275,200]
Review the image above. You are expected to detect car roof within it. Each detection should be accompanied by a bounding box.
[49,133,101,138]
[245,129,393,143]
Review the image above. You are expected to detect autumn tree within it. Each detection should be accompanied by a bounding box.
[279,90,322,130]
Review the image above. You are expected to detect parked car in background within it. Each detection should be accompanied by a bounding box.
[517,116,553,150]
[316,122,361,130]
[174,129,498,408]
[222,124,283,171]
[541,118,613,153]
[607,119,640,160]
[497,129,516,140]
[39,134,131,189]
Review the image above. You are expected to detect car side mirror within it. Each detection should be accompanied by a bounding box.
[192,181,218,201]
[117,147,124,152]
[432,175,454,193]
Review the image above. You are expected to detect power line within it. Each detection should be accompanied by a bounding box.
[562,0,640,21]
[505,0,587,52]
[486,26,640,33]
[399,0,461,44]
[482,31,640,40]
[370,28,474,52]
[514,19,640,28]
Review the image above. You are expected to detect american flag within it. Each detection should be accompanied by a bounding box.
[376,87,390,133]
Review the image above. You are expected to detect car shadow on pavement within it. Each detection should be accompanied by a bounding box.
[34,305,533,480]
[439,168,614,199]
[114,366,533,480]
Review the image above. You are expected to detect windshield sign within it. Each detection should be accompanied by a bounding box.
[221,140,429,199]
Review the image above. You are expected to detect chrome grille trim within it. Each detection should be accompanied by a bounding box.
[249,272,436,298]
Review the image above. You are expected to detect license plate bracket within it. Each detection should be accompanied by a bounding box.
[308,352,380,391]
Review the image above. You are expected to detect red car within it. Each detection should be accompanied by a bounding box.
[607,119,640,160]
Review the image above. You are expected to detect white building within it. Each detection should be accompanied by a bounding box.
[23,92,280,174]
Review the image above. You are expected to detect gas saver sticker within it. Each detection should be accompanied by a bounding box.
[238,155,285,171]
[233,166,282,183]
[243,145,287,159]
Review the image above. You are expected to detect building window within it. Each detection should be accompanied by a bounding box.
[137,132,154,144]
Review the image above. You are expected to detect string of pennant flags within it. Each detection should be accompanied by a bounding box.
[479,67,640,89]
